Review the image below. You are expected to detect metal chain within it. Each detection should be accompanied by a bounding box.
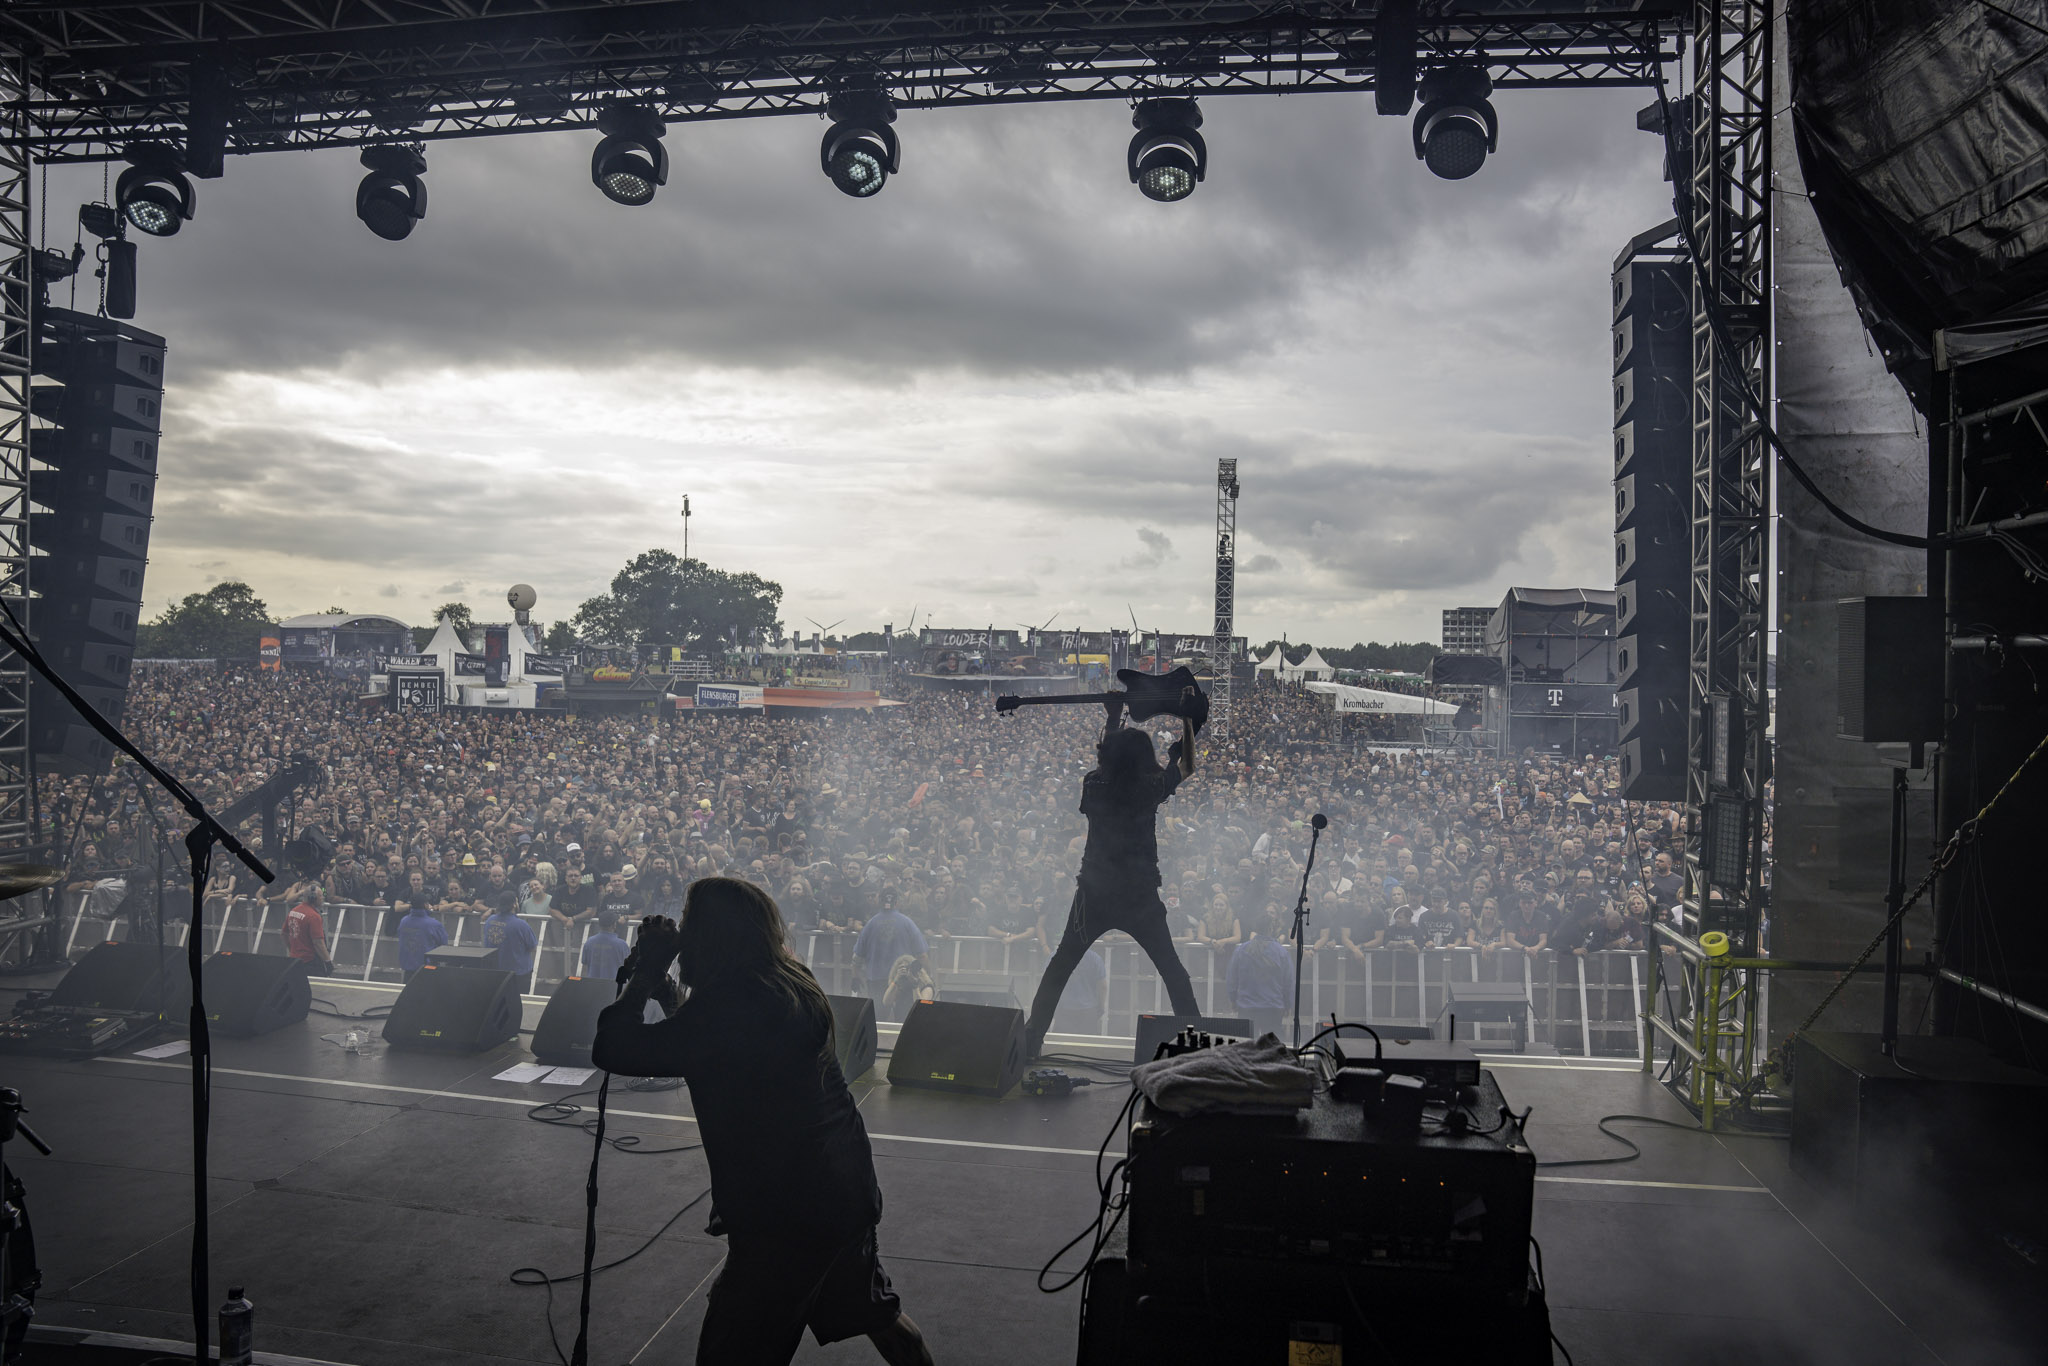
[1794,727,2048,1037]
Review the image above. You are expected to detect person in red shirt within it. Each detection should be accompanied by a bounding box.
[284,882,335,976]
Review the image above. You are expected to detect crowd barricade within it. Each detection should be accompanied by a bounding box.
[49,894,1652,1054]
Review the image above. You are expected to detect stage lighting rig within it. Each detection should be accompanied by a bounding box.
[356,144,428,240]
[76,202,139,318]
[591,104,668,205]
[1127,98,1206,202]
[1413,66,1497,180]
[820,90,899,198]
[115,144,196,238]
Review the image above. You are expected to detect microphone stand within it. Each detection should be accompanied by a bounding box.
[1289,815,1328,1050]
[0,603,272,1366]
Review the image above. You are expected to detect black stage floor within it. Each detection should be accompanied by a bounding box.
[4,976,2041,1366]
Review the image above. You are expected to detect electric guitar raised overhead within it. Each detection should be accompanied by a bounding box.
[994,666,1210,732]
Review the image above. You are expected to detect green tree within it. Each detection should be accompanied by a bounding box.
[136,581,272,659]
[572,550,782,652]
[542,620,578,653]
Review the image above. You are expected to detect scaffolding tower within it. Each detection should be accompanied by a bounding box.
[1213,459,1238,742]
[0,47,34,857]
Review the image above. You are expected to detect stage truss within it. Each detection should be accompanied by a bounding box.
[1213,457,1237,743]
[9,2,1680,162]
[0,1,1767,938]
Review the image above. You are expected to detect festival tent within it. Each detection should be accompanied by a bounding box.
[1304,681,1456,715]
[416,615,472,690]
[1254,646,1288,676]
[1293,647,1337,682]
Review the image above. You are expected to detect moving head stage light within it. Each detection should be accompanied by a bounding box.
[1414,65,1498,181]
[821,90,899,198]
[1128,98,1206,202]
[115,143,196,238]
[356,143,428,240]
[591,104,668,206]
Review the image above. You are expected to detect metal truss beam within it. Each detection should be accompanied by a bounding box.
[1676,0,1770,1114]
[8,2,1677,162]
[1213,458,1237,743]
[0,43,35,857]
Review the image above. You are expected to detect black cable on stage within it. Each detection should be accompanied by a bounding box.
[1038,1084,1141,1296]
[1531,1111,1785,1169]
[308,998,393,1021]
[508,1185,713,1366]
[526,1089,702,1155]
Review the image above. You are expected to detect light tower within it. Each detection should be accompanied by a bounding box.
[1213,459,1239,741]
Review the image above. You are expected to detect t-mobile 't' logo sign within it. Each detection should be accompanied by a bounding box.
[1547,688,1565,708]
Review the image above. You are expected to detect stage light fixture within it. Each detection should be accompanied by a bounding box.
[591,104,668,205]
[820,91,899,198]
[1127,98,1206,202]
[1413,66,1497,181]
[356,144,428,241]
[115,144,196,237]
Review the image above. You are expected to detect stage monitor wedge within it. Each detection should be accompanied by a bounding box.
[383,964,521,1053]
[888,999,1025,1098]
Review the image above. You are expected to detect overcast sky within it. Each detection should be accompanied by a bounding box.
[45,84,1671,645]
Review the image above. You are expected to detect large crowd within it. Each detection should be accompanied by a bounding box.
[38,664,1739,1000]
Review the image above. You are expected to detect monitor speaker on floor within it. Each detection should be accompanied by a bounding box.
[828,993,878,1081]
[200,952,310,1037]
[383,964,521,1052]
[51,941,189,1018]
[531,976,616,1066]
[887,999,1025,1098]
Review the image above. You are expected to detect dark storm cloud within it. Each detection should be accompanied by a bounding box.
[947,413,1599,595]
[48,88,1660,387]
[1118,526,1176,571]
[153,423,643,575]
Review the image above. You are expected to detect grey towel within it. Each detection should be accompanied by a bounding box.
[1130,1033,1315,1116]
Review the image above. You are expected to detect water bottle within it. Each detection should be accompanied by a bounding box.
[344,1029,363,1054]
[219,1287,254,1366]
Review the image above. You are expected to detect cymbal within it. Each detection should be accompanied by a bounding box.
[0,863,65,899]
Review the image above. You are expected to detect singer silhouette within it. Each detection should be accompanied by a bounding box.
[1022,691,1202,1059]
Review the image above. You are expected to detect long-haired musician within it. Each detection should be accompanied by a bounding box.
[593,879,932,1366]
[1022,691,1203,1059]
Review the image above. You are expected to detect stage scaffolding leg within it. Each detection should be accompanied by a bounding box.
[0,42,34,859]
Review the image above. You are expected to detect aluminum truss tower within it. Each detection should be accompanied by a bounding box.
[1651,0,1772,1125]
[0,44,34,858]
[1213,459,1238,741]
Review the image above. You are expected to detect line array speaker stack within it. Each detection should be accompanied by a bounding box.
[29,307,166,775]
[887,999,1025,1098]
[1612,244,1690,801]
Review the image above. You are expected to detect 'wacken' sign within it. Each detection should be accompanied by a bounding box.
[378,653,435,670]
[393,673,445,715]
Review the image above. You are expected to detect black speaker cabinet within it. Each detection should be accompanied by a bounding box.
[1133,1014,1255,1063]
[383,964,522,1052]
[200,952,311,1037]
[1792,1031,2048,1227]
[51,941,190,1017]
[888,999,1025,1097]
[531,976,615,1066]
[828,993,878,1081]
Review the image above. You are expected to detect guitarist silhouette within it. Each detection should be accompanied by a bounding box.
[1023,687,1203,1059]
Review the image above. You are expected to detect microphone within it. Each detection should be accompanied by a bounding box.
[1311,813,1328,831]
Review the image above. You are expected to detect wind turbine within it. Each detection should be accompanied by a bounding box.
[805,616,844,651]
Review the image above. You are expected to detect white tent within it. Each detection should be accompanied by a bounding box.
[417,616,471,690]
[1254,646,1288,675]
[1304,681,1455,715]
[1293,647,1336,681]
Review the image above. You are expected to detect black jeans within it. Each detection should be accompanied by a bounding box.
[1024,884,1199,1053]
[696,1224,900,1364]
